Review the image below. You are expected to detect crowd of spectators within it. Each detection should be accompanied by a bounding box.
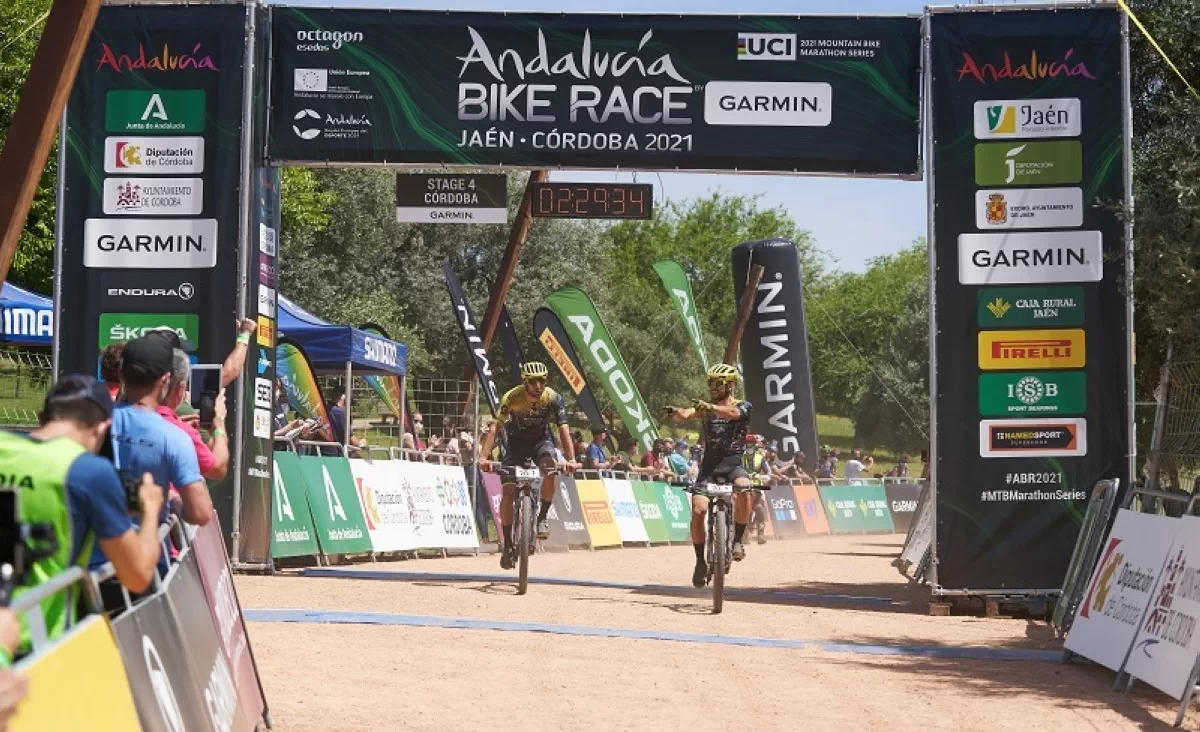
[0,319,257,722]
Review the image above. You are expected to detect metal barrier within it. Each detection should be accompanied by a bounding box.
[1052,479,1120,639]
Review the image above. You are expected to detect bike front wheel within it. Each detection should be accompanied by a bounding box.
[517,492,534,595]
[711,504,727,614]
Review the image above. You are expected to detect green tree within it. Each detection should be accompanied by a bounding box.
[0,0,55,293]
[1126,0,1200,410]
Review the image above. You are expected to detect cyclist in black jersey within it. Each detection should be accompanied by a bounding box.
[478,361,578,569]
[663,363,756,588]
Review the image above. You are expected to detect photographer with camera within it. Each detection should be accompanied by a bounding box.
[0,375,164,654]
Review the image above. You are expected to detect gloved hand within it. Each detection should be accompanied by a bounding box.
[692,399,715,414]
[662,405,681,418]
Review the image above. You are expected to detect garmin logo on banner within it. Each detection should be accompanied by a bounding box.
[84,218,217,269]
[456,303,498,406]
[958,231,1103,284]
[704,82,831,127]
[2,308,51,339]
[296,29,363,51]
[756,272,800,455]
[456,27,693,125]
[565,314,657,452]
[364,336,399,368]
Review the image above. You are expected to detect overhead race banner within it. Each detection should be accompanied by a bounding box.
[732,239,820,470]
[653,260,709,371]
[444,260,500,416]
[533,306,607,432]
[546,288,658,451]
[930,7,1131,591]
[268,9,920,175]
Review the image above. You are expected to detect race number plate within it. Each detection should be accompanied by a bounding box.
[707,483,732,495]
[514,467,541,481]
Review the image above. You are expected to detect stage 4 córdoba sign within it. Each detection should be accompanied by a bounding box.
[396,173,507,224]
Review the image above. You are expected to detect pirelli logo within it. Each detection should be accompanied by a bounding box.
[582,500,614,525]
[538,327,586,395]
[978,328,1085,370]
[979,418,1087,457]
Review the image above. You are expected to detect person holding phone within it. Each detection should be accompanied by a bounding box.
[158,350,229,481]
[0,375,163,650]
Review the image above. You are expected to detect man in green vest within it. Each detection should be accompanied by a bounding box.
[1,375,163,655]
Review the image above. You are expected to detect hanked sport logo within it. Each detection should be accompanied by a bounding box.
[736,33,796,61]
[704,81,830,127]
[974,98,1080,139]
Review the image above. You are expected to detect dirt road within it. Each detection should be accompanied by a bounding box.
[235,535,1193,731]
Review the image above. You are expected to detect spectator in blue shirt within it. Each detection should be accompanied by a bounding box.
[585,426,610,469]
[668,439,691,479]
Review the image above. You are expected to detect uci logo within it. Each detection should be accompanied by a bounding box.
[365,336,398,367]
[737,33,796,61]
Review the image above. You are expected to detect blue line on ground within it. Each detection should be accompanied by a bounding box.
[298,567,894,607]
[243,608,1061,663]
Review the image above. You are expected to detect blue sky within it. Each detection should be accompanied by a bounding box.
[275,0,1049,271]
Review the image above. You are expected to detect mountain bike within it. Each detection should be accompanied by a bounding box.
[492,461,555,595]
[685,475,768,614]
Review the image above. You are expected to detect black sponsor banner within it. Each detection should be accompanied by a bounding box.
[732,239,820,472]
[930,8,1130,590]
[57,4,247,378]
[268,9,920,175]
[239,2,281,564]
[883,481,923,535]
[766,482,806,539]
[533,307,607,436]
[112,595,215,732]
[554,477,593,548]
[498,304,526,375]
[443,261,500,416]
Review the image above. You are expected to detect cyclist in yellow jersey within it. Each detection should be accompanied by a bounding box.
[478,362,577,569]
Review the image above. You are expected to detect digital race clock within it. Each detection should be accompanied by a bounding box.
[529,182,653,220]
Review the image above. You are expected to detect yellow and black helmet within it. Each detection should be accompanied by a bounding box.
[521,361,549,381]
[706,363,740,384]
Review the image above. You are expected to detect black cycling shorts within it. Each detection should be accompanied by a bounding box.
[503,438,556,468]
[696,453,749,484]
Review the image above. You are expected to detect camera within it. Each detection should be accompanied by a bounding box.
[0,489,58,607]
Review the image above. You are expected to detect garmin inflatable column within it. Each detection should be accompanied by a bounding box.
[732,239,819,472]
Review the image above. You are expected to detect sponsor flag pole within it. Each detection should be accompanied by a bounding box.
[545,287,658,452]
[444,260,500,417]
[0,0,99,289]
[275,337,335,442]
[533,306,609,434]
[652,260,710,371]
[497,303,526,374]
[725,264,765,365]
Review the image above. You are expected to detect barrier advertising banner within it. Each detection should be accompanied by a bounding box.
[192,517,268,728]
[1124,516,1200,700]
[270,451,321,558]
[542,490,571,552]
[11,615,140,732]
[793,482,830,536]
[656,482,692,543]
[269,9,920,175]
[112,595,214,732]
[348,459,418,552]
[574,479,622,547]
[820,484,895,534]
[400,460,481,550]
[631,479,671,543]
[483,471,504,542]
[163,550,250,732]
[603,478,651,544]
[1065,510,1176,672]
[767,483,807,538]
[295,455,373,555]
[930,6,1131,591]
[884,482,924,534]
[554,477,592,548]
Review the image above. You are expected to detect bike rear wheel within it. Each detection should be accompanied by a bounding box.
[711,504,727,614]
[517,491,533,595]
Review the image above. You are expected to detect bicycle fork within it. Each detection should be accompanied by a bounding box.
[706,498,734,579]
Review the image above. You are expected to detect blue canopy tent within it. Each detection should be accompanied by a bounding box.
[276,293,408,449]
[0,282,53,346]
